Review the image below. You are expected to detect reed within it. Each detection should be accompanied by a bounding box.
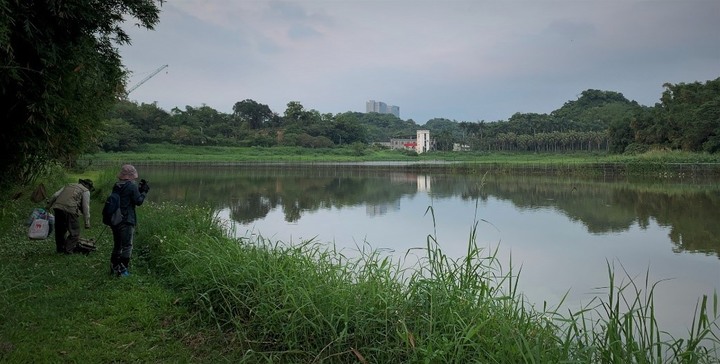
[137,200,719,363]
[547,261,719,363]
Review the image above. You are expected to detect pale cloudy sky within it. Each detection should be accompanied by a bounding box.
[119,0,720,124]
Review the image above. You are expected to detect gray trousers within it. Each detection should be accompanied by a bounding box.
[110,223,134,268]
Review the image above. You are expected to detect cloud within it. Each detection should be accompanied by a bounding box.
[120,0,720,123]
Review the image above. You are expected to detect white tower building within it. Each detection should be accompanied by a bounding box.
[416,130,430,154]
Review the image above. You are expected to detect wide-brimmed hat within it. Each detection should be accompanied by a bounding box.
[78,178,95,192]
[118,164,138,180]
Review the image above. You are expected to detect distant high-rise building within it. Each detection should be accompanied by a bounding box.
[365,100,375,113]
[366,100,399,118]
[389,105,400,118]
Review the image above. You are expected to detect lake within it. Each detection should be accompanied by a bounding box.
[135,162,720,339]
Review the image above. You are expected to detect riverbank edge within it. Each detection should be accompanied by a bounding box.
[1,166,718,362]
[81,151,720,178]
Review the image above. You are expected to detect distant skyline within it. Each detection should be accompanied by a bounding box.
[366,100,400,118]
[120,1,719,123]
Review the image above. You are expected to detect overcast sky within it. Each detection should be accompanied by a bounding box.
[119,0,719,124]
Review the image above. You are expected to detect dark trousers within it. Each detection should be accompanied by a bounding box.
[110,223,134,269]
[53,209,80,253]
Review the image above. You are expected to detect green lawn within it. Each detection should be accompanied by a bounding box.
[84,144,720,164]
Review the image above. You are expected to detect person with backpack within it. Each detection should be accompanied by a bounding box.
[108,164,149,277]
[46,179,94,253]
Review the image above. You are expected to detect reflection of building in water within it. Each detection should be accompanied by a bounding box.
[387,172,432,192]
[389,172,419,184]
[417,174,431,192]
[366,200,401,217]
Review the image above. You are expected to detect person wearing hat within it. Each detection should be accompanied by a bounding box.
[47,179,94,254]
[110,164,149,277]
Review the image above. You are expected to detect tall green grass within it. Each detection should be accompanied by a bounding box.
[136,201,718,363]
[140,203,560,362]
[549,261,719,363]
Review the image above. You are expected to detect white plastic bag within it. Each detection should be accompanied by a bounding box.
[28,219,49,240]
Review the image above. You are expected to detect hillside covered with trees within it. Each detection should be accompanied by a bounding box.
[99,77,720,155]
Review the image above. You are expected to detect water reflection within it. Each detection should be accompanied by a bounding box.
[139,164,720,258]
[479,175,720,257]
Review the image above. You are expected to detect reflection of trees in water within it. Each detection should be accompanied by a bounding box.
[648,191,720,257]
[230,192,273,224]
[484,178,637,233]
[170,169,422,224]
[484,175,720,258]
[142,165,720,258]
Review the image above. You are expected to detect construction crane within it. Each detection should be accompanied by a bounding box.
[126,64,168,96]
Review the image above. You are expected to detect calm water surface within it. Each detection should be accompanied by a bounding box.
[138,163,720,339]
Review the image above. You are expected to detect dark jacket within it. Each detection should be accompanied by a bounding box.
[114,180,147,226]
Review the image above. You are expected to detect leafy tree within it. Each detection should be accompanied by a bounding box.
[107,100,169,143]
[698,99,720,153]
[1,0,162,185]
[99,118,144,152]
[168,105,229,145]
[433,130,455,151]
[331,113,368,144]
[507,113,553,134]
[424,118,461,136]
[233,99,276,129]
[282,101,309,126]
[661,79,720,152]
[620,78,720,152]
[459,121,483,150]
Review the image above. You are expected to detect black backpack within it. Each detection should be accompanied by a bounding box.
[102,184,125,226]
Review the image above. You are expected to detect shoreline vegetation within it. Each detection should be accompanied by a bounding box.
[2,150,719,362]
[82,144,720,178]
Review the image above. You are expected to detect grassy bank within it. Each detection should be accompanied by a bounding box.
[83,145,720,177]
[0,170,198,362]
[1,169,718,362]
[85,144,720,164]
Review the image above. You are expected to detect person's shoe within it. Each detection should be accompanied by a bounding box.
[114,263,129,278]
[111,263,125,277]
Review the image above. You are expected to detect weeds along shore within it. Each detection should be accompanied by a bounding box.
[81,146,720,178]
[1,169,718,362]
[138,204,719,363]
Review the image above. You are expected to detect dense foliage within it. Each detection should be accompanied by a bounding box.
[99,78,719,155]
[0,0,162,186]
[623,78,720,153]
